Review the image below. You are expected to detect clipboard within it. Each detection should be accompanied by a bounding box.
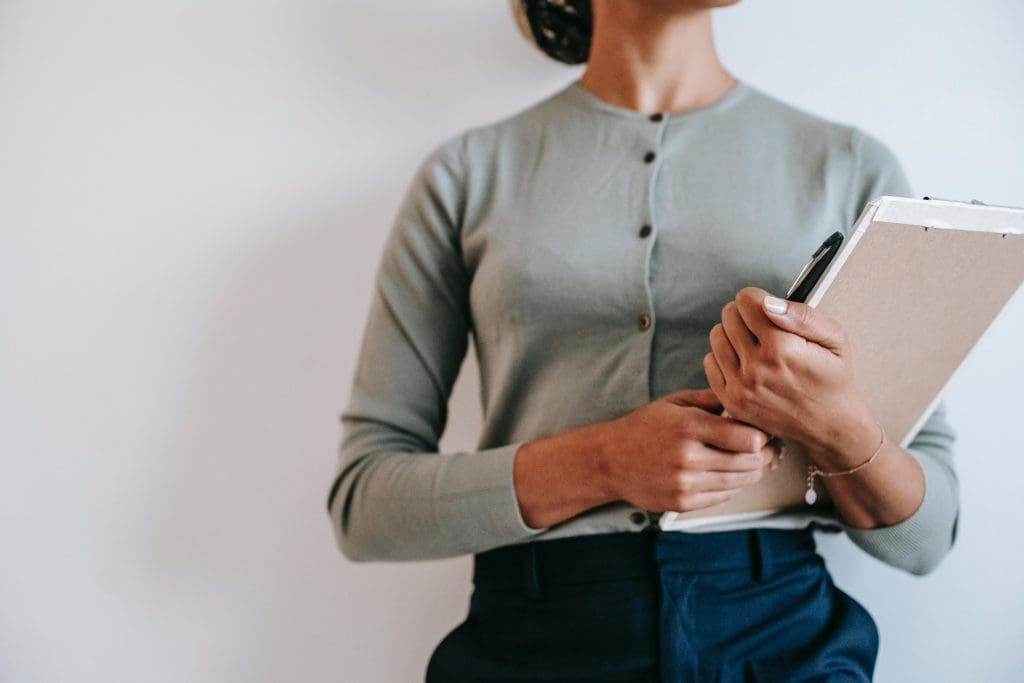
[659,195,1024,530]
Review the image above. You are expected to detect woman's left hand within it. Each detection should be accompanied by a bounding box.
[703,286,876,467]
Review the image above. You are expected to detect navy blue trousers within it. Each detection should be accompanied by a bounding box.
[425,527,879,682]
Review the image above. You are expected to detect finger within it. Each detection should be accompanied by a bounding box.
[703,351,727,397]
[696,468,766,492]
[763,440,783,470]
[709,323,740,378]
[686,444,772,472]
[667,489,740,512]
[684,410,770,453]
[761,295,847,353]
[735,286,846,353]
[721,302,759,359]
[733,287,779,344]
[661,387,722,412]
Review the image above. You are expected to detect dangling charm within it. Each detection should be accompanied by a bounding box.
[801,422,887,507]
[804,466,818,505]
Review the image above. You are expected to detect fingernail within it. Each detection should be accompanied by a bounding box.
[763,296,788,315]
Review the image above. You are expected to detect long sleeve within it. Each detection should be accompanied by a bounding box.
[834,128,961,575]
[842,399,959,575]
[325,136,547,563]
[325,80,966,563]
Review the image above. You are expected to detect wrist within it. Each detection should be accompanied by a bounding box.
[806,405,881,471]
[513,420,620,529]
[582,418,621,503]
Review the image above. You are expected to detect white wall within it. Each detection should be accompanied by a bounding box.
[2,1,1021,681]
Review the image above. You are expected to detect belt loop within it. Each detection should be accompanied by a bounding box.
[523,543,543,601]
[749,529,771,582]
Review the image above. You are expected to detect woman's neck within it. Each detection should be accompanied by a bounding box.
[579,3,736,115]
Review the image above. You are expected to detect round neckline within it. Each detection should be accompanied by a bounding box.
[563,77,750,121]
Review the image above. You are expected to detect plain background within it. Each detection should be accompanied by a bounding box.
[2,1,1022,681]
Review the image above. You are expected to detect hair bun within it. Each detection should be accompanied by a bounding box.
[510,0,592,65]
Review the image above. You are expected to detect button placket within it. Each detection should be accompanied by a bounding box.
[636,111,668,399]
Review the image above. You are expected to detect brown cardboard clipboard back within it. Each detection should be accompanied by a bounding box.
[659,196,1024,530]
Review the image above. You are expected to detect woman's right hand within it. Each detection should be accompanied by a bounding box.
[595,388,779,513]
[513,387,780,529]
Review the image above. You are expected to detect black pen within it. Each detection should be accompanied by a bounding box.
[786,231,844,303]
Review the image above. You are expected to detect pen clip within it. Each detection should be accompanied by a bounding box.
[786,231,844,301]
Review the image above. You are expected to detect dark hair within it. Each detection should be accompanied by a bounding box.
[519,0,593,65]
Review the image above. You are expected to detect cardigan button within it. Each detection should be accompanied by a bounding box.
[639,224,652,238]
[643,151,656,163]
[630,511,648,525]
[649,112,664,122]
[638,312,652,331]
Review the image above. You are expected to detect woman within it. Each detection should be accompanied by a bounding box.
[327,1,960,680]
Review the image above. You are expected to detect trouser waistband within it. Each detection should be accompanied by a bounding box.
[472,527,818,599]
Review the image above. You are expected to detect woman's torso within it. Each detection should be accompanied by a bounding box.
[450,79,894,538]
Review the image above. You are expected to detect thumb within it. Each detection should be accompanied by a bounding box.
[761,295,846,353]
[661,387,723,413]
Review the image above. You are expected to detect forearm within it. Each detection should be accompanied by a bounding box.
[805,410,925,529]
[329,442,548,562]
[513,420,619,529]
[803,403,960,576]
